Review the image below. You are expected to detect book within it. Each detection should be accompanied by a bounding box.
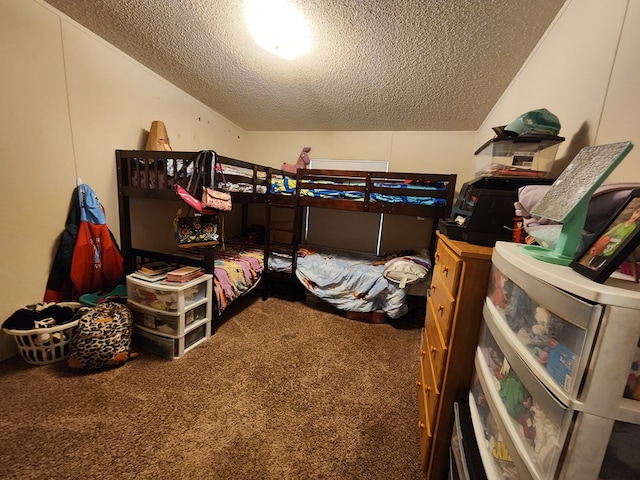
[139,261,172,275]
[165,266,205,284]
[129,271,167,283]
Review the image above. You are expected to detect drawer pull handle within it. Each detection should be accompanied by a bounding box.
[438,305,444,313]
[418,421,425,430]
[431,346,437,354]
[416,380,422,387]
[421,349,427,356]
[442,266,449,274]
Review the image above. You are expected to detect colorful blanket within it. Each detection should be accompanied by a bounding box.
[213,245,264,315]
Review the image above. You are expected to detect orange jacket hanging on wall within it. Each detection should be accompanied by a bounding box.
[44,184,124,302]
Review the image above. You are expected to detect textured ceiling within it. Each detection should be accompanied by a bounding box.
[44,0,566,132]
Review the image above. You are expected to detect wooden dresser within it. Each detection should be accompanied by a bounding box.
[417,231,493,479]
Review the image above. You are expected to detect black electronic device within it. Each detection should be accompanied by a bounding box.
[438,176,554,246]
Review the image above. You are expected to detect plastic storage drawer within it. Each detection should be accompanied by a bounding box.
[470,370,531,480]
[129,300,209,337]
[133,321,210,359]
[126,274,211,313]
[486,259,602,400]
[478,314,574,479]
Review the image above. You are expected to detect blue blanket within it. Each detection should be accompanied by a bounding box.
[269,178,447,206]
[294,247,408,319]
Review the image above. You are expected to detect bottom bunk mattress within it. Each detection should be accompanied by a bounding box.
[270,247,432,319]
[214,244,264,316]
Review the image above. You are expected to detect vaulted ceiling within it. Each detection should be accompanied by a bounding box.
[44,0,566,132]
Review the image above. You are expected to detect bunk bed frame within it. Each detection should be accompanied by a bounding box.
[263,168,458,306]
[116,149,269,274]
[116,149,458,323]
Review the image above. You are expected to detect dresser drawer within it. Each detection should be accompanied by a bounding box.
[433,239,463,294]
[428,268,456,343]
[419,343,441,431]
[417,360,433,469]
[423,312,447,386]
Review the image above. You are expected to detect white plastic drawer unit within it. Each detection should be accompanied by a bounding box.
[477,318,574,480]
[487,254,602,401]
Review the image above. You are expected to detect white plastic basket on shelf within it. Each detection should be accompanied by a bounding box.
[2,302,83,365]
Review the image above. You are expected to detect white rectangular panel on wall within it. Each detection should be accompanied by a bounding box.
[310,158,389,171]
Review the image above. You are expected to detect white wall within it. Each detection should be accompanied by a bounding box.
[243,131,476,180]
[243,131,476,252]
[0,0,246,360]
[476,0,639,183]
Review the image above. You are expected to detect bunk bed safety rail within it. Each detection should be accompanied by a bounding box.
[215,155,270,202]
[267,168,456,217]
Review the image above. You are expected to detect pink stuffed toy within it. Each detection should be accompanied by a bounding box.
[281,147,311,173]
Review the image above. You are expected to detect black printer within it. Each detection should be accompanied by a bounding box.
[438,176,553,246]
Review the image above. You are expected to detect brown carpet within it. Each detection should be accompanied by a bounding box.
[0,296,425,480]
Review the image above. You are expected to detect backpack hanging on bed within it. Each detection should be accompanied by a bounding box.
[68,303,137,369]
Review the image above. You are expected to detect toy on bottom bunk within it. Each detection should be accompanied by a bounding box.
[281,146,311,173]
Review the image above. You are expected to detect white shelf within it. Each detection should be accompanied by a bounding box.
[616,397,640,424]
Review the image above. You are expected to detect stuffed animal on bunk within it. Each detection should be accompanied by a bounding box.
[281,146,311,173]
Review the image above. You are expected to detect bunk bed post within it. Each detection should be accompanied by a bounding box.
[292,168,302,273]
[262,170,274,301]
[432,173,457,250]
[115,150,134,273]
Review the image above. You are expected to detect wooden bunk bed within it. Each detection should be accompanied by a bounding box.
[116,149,457,323]
[115,149,269,319]
[264,168,458,321]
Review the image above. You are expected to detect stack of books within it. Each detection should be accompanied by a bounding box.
[164,266,205,284]
[129,261,173,282]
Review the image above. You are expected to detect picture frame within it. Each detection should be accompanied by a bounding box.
[571,189,640,283]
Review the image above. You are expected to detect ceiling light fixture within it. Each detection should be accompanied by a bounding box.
[245,0,311,60]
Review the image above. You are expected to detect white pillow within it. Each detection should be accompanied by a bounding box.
[383,256,432,289]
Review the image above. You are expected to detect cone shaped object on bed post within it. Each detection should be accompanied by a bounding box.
[145,120,172,151]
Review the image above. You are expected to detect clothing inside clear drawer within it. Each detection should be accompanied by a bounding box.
[479,331,563,476]
[487,265,588,394]
[471,373,522,480]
